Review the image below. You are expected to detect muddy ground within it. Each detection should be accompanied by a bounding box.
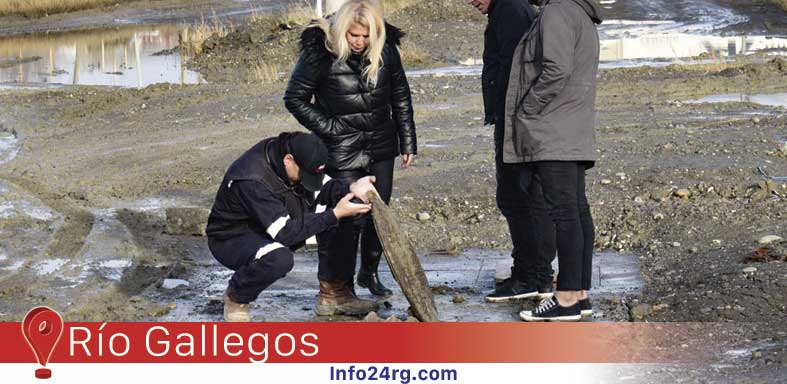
[0,0,301,36]
[1,0,786,381]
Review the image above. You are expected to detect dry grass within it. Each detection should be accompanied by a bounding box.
[381,0,419,13]
[251,60,281,83]
[399,42,430,66]
[277,2,316,26]
[0,0,135,17]
[180,17,232,55]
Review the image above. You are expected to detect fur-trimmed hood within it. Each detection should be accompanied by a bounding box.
[299,21,405,59]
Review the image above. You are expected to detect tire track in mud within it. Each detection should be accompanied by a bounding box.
[0,174,94,271]
[0,173,97,319]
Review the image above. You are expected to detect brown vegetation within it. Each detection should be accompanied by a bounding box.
[0,0,135,17]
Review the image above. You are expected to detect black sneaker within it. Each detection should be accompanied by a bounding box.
[485,278,538,302]
[536,281,554,300]
[494,276,512,290]
[519,297,581,322]
[579,298,593,317]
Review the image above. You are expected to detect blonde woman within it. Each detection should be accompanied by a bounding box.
[284,0,416,315]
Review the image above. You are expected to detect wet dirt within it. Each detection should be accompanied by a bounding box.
[0,0,786,381]
[0,0,299,36]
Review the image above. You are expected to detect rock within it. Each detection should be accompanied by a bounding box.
[689,247,699,254]
[663,143,674,151]
[750,189,771,202]
[758,235,784,245]
[451,295,466,304]
[384,315,403,322]
[712,239,722,245]
[162,278,190,289]
[674,189,691,199]
[671,242,681,248]
[633,196,645,204]
[600,179,612,185]
[652,212,665,221]
[650,189,673,201]
[652,303,670,312]
[752,117,761,124]
[742,267,757,274]
[416,212,431,222]
[629,304,653,320]
[165,207,210,236]
[363,312,384,322]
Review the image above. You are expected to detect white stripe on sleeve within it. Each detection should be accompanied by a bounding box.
[266,215,290,239]
[255,242,285,259]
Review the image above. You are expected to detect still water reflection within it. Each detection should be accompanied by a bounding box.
[0,25,202,87]
[686,93,787,108]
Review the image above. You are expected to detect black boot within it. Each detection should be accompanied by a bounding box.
[357,265,392,297]
[359,218,393,297]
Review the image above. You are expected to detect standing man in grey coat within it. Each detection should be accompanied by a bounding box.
[504,0,603,321]
[469,0,558,304]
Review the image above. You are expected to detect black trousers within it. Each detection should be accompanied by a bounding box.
[317,158,395,282]
[518,161,594,291]
[208,232,295,304]
[494,122,556,285]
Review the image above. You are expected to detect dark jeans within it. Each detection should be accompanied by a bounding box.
[208,232,295,304]
[317,158,395,282]
[519,161,594,291]
[494,122,556,285]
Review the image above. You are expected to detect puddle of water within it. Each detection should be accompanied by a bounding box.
[0,202,13,219]
[407,65,482,78]
[146,246,643,322]
[724,342,779,359]
[600,32,787,62]
[686,93,787,108]
[0,132,19,164]
[32,258,68,275]
[97,259,133,281]
[0,199,56,220]
[0,25,203,88]
[162,278,190,289]
[494,251,644,296]
[597,1,785,63]
[1,259,25,271]
[18,200,55,221]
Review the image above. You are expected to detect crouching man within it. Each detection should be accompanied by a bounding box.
[206,132,379,321]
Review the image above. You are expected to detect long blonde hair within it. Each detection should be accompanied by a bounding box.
[315,0,386,86]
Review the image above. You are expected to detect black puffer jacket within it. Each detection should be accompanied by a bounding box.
[283,23,417,172]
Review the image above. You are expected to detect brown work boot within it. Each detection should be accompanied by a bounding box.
[315,279,379,316]
[224,289,250,322]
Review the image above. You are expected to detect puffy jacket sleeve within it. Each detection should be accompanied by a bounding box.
[388,45,417,155]
[521,4,575,115]
[284,50,344,137]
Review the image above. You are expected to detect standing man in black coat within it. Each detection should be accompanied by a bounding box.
[469,0,557,302]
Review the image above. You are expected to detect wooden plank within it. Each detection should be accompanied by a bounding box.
[368,191,439,322]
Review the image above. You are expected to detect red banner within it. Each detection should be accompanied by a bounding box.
[0,322,716,364]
